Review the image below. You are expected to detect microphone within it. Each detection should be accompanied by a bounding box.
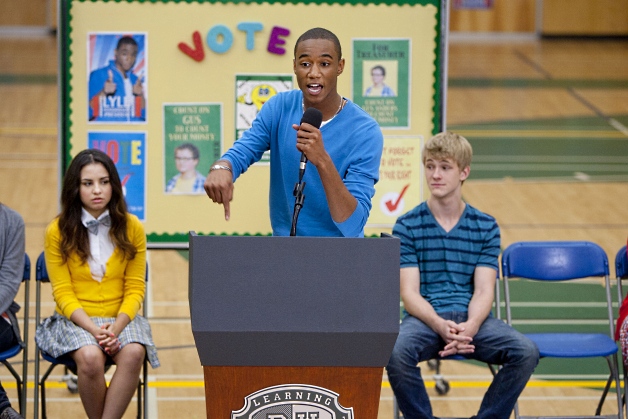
[298,107,323,181]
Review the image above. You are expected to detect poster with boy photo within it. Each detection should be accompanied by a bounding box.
[352,38,410,129]
[87,32,147,123]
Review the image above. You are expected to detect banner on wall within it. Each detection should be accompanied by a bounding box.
[235,74,293,164]
[367,136,423,230]
[88,131,147,221]
[87,32,147,123]
[352,39,411,129]
[163,103,222,195]
[60,0,445,244]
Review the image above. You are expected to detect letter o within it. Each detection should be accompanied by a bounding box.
[206,25,233,54]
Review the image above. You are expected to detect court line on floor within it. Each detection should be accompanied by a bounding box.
[513,49,628,138]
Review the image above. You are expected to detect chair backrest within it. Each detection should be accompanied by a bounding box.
[616,245,628,279]
[502,241,609,281]
[501,241,614,338]
[23,253,31,282]
[36,252,49,283]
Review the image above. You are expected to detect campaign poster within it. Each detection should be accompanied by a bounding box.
[235,74,293,164]
[368,136,423,228]
[87,32,147,123]
[88,131,147,221]
[163,103,222,195]
[352,39,410,129]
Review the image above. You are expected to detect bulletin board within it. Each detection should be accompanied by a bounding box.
[59,0,447,245]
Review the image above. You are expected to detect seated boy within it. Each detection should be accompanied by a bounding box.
[386,132,539,419]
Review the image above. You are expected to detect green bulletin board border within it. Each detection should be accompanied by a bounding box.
[59,0,447,245]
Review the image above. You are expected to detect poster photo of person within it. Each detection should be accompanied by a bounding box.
[363,62,398,97]
[163,103,222,195]
[87,32,147,123]
[352,38,410,129]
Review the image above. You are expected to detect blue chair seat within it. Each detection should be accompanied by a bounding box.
[527,333,618,358]
[0,345,22,361]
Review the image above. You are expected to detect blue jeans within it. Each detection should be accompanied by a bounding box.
[386,312,539,419]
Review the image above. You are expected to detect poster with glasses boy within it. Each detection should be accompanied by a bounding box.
[352,39,410,129]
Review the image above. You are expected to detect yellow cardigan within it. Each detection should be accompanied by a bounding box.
[44,214,146,320]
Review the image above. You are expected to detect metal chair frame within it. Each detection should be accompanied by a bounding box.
[502,241,623,419]
[0,253,30,416]
[33,252,149,419]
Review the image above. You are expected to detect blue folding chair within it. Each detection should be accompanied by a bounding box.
[502,241,622,419]
[0,253,30,417]
[614,245,628,418]
[33,251,148,419]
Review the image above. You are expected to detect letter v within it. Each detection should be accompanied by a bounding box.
[178,31,205,62]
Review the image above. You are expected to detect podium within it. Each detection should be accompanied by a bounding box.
[189,234,400,418]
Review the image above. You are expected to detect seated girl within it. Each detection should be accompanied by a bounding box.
[36,149,159,419]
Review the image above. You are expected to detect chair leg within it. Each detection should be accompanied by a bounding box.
[137,356,148,419]
[596,374,613,416]
[136,379,142,419]
[596,355,624,419]
[393,394,401,419]
[1,360,23,414]
[39,363,58,419]
[143,357,148,419]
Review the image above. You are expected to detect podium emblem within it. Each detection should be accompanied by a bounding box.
[232,384,354,419]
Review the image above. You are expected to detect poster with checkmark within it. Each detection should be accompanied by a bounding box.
[366,136,423,234]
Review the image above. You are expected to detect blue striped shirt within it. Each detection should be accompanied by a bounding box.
[393,202,500,313]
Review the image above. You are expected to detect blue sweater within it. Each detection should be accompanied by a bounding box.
[222,89,383,237]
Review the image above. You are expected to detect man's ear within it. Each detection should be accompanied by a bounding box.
[460,165,470,182]
[337,58,345,75]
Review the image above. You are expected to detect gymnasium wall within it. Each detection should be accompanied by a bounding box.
[2,0,628,36]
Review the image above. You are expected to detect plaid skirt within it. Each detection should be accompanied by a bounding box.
[35,312,160,368]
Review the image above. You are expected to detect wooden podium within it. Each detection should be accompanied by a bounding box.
[189,234,400,418]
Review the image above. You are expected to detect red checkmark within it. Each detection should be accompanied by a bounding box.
[385,184,410,212]
[178,31,205,62]
[121,174,130,187]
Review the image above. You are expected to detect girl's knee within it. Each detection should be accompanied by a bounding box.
[73,346,106,376]
[117,343,146,367]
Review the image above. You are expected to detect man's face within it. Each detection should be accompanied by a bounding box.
[293,39,345,109]
[175,148,198,175]
[371,69,384,84]
[424,155,469,199]
[115,43,138,73]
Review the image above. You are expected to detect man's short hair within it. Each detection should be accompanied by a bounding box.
[371,65,386,76]
[294,27,342,60]
[116,35,138,50]
[422,131,473,170]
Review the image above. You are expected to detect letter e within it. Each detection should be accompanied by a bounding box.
[267,26,290,55]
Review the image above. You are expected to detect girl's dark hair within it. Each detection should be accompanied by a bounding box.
[58,149,137,263]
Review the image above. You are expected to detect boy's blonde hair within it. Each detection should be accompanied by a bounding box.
[422,131,473,170]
